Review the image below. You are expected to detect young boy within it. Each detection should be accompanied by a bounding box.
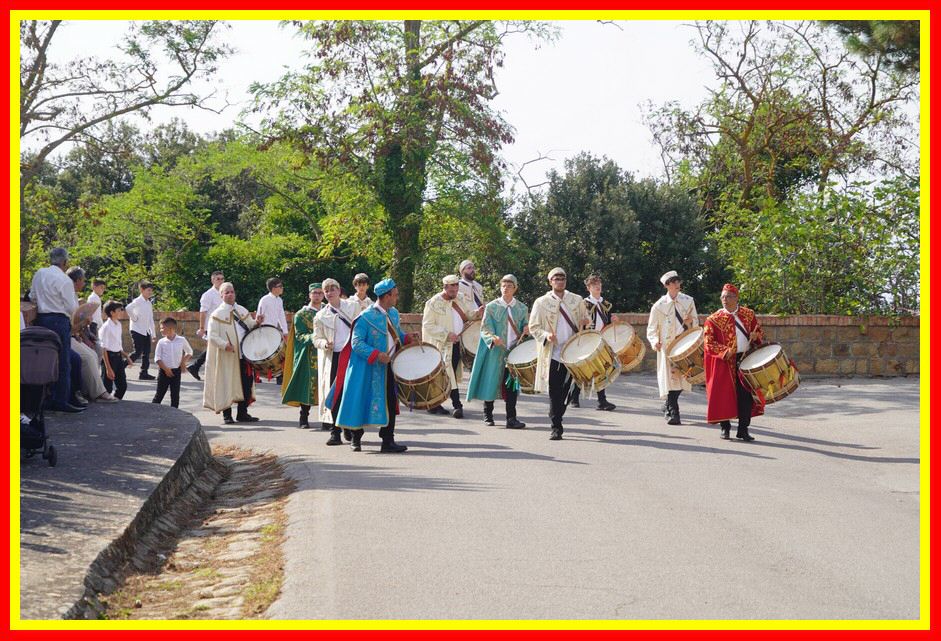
[351,273,373,315]
[98,300,132,399]
[570,273,619,410]
[87,278,106,333]
[256,277,289,384]
[126,280,157,380]
[152,317,193,409]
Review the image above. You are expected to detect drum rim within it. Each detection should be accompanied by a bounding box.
[559,329,604,365]
[391,342,445,375]
[600,322,636,346]
[739,342,785,372]
[506,337,538,364]
[667,326,703,359]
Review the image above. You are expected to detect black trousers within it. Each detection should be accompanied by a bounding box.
[549,359,574,430]
[720,366,755,433]
[569,385,606,405]
[102,351,128,399]
[323,352,343,428]
[484,366,519,420]
[153,367,182,408]
[377,364,398,444]
[450,343,463,408]
[190,349,207,373]
[223,358,255,418]
[130,330,152,374]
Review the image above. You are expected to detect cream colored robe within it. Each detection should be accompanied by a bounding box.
[528,290,590,394]
[203,302,258,412]
[458,279,485,320]
[420,291,473,388]
[646,292,699,398]
[312,299,361,423]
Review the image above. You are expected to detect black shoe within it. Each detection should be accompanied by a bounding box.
[667,416,681,425]
[452,407,464,419]
[350,441,362,452]
[69,396,89,408]
[380,442,408,453]
[427,405,449,415]
[236,414,260,423]
[483,415,495,426]
[570,399,580,408]
[139,373,156,380]
[298,419,310,429]
[326,431,343,446]
[223,415,236,425]
[597,401,616,411]
[187,365,201,381]
[505,418,526,429]
[53,403,85,413]
[720,429,731,440]
[320,423,332,431]
[343,429,352,442]
[736,431,756,442]
[549,429,562,441]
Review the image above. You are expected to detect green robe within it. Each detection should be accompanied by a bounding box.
[466,298,529,402]
[281,305,320,406]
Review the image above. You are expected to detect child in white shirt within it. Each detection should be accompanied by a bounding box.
[152,317,193,409]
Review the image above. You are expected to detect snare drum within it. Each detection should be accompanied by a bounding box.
[506,339,539,394]
[666,327,705,385]
[739,343,800,404]
[460,319,482,370]
[391,343,451,410]
[241,325,286,377]
[601,323,646,372]
[560,330,621,392]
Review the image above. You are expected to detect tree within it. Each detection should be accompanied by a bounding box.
[252,20,555,310]
[822,20,921,74]
[19,20,232,261]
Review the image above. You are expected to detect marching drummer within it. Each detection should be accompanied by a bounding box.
[257,277,289,384]
[529,267,591,440]
[703,283,764,441]
[466,274,529,428]
[313,278,362,444]
[282,282,325,429]
[203,282,264,424]
[570,273,619,411]
[646,270,699,426]
[421,275,473,418]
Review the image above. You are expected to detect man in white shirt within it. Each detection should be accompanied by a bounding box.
[351,273,373,315]
[257,277,289,384]
[188,270,225,380]
[570,273,620,411]
[313,278,360,444]
[458,259,485,320]
[125,280,157,380]
[87,278,106,331]
[152,317,193,408]
[29,247,83,412]
[421,274,471,418]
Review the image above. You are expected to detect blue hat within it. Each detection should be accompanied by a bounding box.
[374,278,396,297]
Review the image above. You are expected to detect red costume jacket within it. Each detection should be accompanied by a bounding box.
[703,306,766,423]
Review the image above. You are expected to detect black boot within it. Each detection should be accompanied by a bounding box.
[549,425,563,440]
[736,426,755,442]
[450,389,464,418]
[666,391,681,425]
[350,430,363,452]
[222,408,235,425]
[326,427,342,446]
[596,389,616,411]
[483,401,495,426]
[343,428,352,442]
[570,386,580,408]
[298,405,311,429]
[720,421,731,440]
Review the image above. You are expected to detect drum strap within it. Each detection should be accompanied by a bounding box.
[557,303,580,334]
[331,307,353,329]
[462,280,482,308]
[731,314,750,341]
[451,300,469,323]
[386,318,403,353]
[674,307,688,331]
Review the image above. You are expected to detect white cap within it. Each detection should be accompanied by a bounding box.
[660,270,679,285]
[442,274,460,285]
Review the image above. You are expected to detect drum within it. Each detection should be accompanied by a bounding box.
[559,330,620,393]
[506,339,539,394]
[739,343,800,404]
[666,327,705,385]
[460,319,481,370]
[242,325,286,377]
[391,342,451,410]
[601,323,646,373]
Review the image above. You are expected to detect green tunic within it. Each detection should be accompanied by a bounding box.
[466,298,529,402]
[281,305,320,406]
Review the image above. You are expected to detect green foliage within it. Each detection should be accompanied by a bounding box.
[822,20,921,74]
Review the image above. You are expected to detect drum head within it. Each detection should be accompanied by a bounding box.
[560,331,602,365]
[461,320,481,354]
[740,344,782,370]
[507,339,538,365]
[601,323,635,350]
[392,344,442,378]
[668,328,703,358]
[242,325,283,361]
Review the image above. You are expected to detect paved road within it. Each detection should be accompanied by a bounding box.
[120,371,921,621]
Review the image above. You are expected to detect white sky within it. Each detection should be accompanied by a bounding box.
[36,20,717,185]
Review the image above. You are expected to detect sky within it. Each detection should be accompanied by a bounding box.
[35,20,719,187]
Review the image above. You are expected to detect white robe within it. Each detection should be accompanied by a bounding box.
[203,302,258,412]
[646,292,699,398]
[421,291,472,389]
[528,290,590,394]
[312,299,361,423]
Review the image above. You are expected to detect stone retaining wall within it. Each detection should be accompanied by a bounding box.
[20,303,919,378]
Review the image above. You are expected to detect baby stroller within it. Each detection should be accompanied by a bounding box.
[20,326,59,467]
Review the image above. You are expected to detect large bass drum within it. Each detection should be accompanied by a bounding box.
[739,343,800,404]
[241,325,286,378]
[666,327,705,385]
[601,323,646,373]
[505,339,538,394]
[560,330,620,393]
[391,343,451,410]
[460,319,482,370]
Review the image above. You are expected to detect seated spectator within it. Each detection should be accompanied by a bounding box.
[67,266,118,404]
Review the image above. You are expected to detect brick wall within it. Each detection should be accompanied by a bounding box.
[20,303,919,377]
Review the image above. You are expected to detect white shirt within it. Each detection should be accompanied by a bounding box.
[87,291,103,327]
[353,294,372,314]
[497,297,520,350]
[586,295,606,331]
[256,292,288,335]
[98,318,124,352]
[125,295,155,336]
[448,296,465,336]
[199,286,223,314]
[459,279,484,308]
[327,304,354,352]
[155,335,193,369]
[727,307,751,354]
[29,266,79,316]
[552,292,575,361]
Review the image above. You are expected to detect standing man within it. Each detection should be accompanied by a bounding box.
[328,279,415,453]
[257,277,289,384]
[29,247,83,412]
[458,259,486,321]
[313,278,360,444]
[282,283,325,429]
[421,275,472,418]
[529,267,590,440]
[203,282,264,424]
[125,280,157,380]
[646,270,699,425]
[466,274,529,428]
[570,273,619,411]
[87,278,106,334]
[188,271,225,380]
[703,283,764,441]
[351,273,373,315]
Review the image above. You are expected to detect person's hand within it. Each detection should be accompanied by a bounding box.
[521,327,530,338]
[164,368,174,378]
[655,341,662,351]
[152,335,157,343]
[492,336,504,348]
[611,314,621,324]
[724,350,735,362]
[377,352,392,364]
[106,370,115,381]
[547,333,557,344]
[447,332,459,343]
[225,342,234,352]
[197,328,206,338]
[256,313,265,324]
[749,330,760,342]
[325,342,334,351]
[407,332,421,342]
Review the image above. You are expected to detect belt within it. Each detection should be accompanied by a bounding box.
[37,311,69,319]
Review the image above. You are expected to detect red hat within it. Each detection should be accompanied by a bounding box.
[722,283,739,295]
